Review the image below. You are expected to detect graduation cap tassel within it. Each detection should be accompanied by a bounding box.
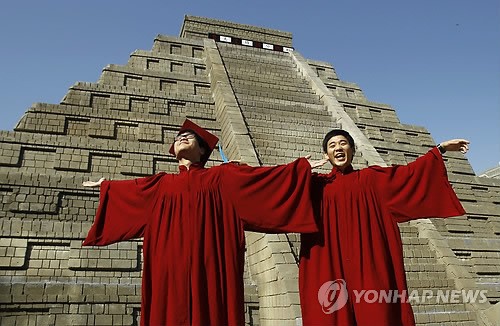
[218,143,229,163]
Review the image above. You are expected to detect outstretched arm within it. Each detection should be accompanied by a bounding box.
[374,141,468,223]
[221,158,318,234]
[82,174,164,246]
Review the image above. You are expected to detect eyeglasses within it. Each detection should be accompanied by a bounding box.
[174,133,196,142]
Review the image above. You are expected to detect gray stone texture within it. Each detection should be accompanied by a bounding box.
[1,15,499,326]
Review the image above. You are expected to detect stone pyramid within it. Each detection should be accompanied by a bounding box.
[0,15,499,325]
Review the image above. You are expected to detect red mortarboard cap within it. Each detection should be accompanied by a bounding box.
[169,119,219,165]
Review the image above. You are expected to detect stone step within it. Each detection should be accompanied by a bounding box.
[221,55,295,69]
[404,263,447,273]
[224,60,295,73]
[250,132,330,147]
[218,44,291,60]
[247,126,330,144]
[227,73,307,87]
[399,227,419,236]
[413,301,473,309]
[406,279,457,289]
[239,98,326,113]
[218,45,292,58]
[401,237,429,246]
[414,311,476,325]
[231,79,315,94]
[37,101,214,123]
[244,111,332,128]
[244,118,331,134]
[233,88,321,103]
[226,66,299,79]
[476,278,500,289]
[237,93,322,107]
[253,138,324,154]
[241,104,331,121]
[253,146,334,160]
[405,271,449,280]
[222,55,295,67]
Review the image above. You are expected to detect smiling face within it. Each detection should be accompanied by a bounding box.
[324,135,354,172]
[173,131,206,163]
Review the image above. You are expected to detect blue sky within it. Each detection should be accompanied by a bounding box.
[0,1,498,174]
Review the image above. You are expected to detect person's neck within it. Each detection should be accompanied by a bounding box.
[178,158,201,170]
[334,163,353,174]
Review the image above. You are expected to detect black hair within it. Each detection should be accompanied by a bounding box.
[179,129,210,161]
[322,129,355,153]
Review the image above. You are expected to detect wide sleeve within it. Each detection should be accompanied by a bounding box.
[221,157,318,233]
[82,173,165,246]
[372,147,465,223]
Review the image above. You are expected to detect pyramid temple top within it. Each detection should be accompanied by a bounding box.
[179,15,293,48]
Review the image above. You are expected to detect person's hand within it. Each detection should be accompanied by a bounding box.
[226,160,248,166]
[82,177,105,187]
[305,155,329,169]
[439,139,470,154]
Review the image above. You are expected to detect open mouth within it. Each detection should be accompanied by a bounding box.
[334,152,346,160]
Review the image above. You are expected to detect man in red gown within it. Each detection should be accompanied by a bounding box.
[299,129,469,325]
[83,119,318,325]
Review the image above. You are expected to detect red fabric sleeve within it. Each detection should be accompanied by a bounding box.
[372,147,465,223]
[221,158,318,233]
[82,173,165,246]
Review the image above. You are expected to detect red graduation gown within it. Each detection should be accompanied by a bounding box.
[299,148,465,326]
[83,158,317,326]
